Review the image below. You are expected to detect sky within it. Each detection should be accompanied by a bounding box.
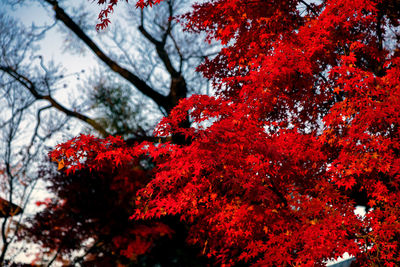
[4,0,96,77]
[1,0,140,139]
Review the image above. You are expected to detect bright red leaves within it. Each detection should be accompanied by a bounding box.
[54,0,400,265]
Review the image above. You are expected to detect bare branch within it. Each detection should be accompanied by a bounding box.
[43,0,168,111]
[299,0,318,17]
[0,65,110,137]
[138,3,180,78]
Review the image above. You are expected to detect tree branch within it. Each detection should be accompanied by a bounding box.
[0,66,110,137]
[43,0,168,111]
[299,0,318,17]
[138,2,180,78]
[0,217,10,264]
[71,239,104,265]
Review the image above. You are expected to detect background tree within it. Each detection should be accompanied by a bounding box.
[50,0,400,266]
[0,12,72,264]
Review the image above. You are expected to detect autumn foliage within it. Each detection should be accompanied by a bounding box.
[26,136,210,266]
[44,0,400,266]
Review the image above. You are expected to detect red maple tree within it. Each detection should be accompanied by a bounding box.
[25,136,210,266]
[50,0,400,266]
